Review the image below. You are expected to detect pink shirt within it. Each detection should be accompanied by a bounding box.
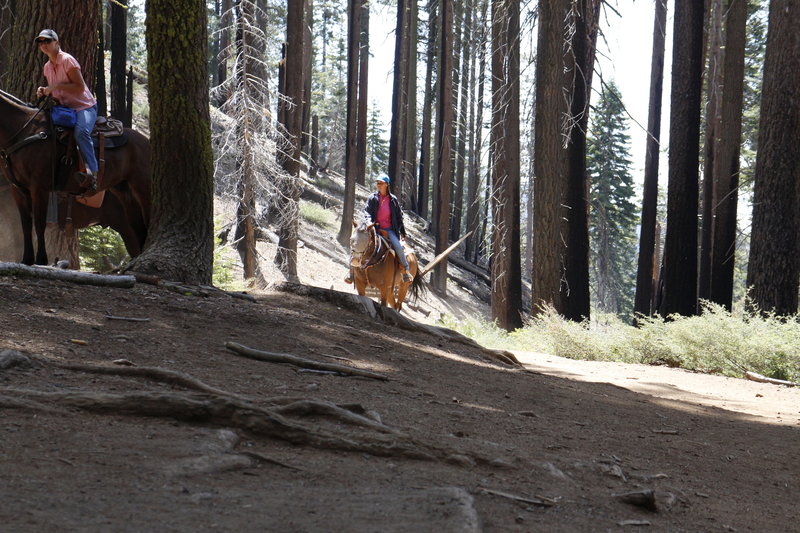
[43,51,96,110]
[376,194,392,229]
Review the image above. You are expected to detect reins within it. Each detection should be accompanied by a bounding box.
[0,92,52,191]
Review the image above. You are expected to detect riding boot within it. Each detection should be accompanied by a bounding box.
[77,170,97,193]
[401,268,412,283]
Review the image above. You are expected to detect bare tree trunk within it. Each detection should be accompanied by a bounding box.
[110,0,128,121]
[355,1,369,186]
[746,1,800,316]
[699,0,722,302]
[275,0,306,279]
[95,13,108,117]
[432,0,453,294]
[450,0,472,242]
[489,0,522,330]
[660,0,705,317]
[217,0,232,105]
[404,0,419,209]
[634,0,668,319]
[129,0,214,284]
[465,0,487,263]
[416,0,438,219]
[301,0,313,154]
[337,0,362,247]
[709,0,745,311]
[389,0,411,205]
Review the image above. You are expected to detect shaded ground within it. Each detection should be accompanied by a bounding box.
[1,275,798,532]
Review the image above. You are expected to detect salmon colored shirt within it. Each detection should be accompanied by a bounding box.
[376,194,392,229]
[43,50,96,110]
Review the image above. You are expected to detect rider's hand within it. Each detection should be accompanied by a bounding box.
[36,86,50,98]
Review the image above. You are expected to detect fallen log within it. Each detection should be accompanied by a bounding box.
[745,371,798,387]
[0,262,135,288]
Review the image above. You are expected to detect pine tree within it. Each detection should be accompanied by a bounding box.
[365,101,389,179]
[587,81,638,320]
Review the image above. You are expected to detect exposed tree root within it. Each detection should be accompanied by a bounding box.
[33,357,254,402]
[273,282,522,368]
[0,388,493,463]
[225,341,389,381]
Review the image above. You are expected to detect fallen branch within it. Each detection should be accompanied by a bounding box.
[745,371,798,387]
[0,262,135,288]
[477,487,556,507]
[225,341,389,381]
[105,314,151,322]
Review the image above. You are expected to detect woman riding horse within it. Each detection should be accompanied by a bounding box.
[35,29,98,191]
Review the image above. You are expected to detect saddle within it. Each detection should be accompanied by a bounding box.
[359,231,395,270]
[51,116,128,201]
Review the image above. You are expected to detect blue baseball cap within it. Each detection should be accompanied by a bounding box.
[376,175,390,184]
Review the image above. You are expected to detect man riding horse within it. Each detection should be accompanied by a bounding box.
[345,175,413,284]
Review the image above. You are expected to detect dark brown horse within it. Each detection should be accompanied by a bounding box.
[349,218,422,311]
[0,182,146,261]
[0,89,150,265]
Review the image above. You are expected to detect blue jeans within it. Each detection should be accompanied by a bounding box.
[75,104,98,173]
[384,229,410,271]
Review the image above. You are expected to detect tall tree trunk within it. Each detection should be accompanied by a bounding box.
[634,0,668,319]
[404,0,419,209]
[416,0,438,219]
[699,0,722,302]
[465,0,487,263]
[355,2,370,186]
[490,0,522,331]
[450,0,472,242]
[95,13,107,117]
[110,0,128,121]
[532,0,597,321]
[746,1,800,316]
[389,0,411,205]
[301,0,313,154]
[217,0,232,106]
[337,0,361,247]
[432,0,453,294]
[275,0,306,279]
[709,0,746,310]
[129,0,214,284]
[660,0,705,317]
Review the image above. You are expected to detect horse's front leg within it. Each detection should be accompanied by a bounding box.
[10,186,35,265]
[31,189,49,265]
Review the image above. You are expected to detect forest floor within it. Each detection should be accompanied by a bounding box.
[1,171,799,532]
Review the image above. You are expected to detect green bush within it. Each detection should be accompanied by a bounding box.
[79,226,129,272]
[300,201,336,230]
[441,301,800,382]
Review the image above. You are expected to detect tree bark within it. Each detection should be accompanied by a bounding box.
[709,0,746,310]
[489,0,522,331]
[275,0,306,279]
[432,0,453,294]
[416,0,438,219]
[337,0,362,247]
[634,0,668,319]
[746,1,800,316]
[127,0,214,284]
[110,0,128,121]
[660,0,705,317]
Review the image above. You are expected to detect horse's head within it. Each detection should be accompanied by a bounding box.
[350,217,375,266]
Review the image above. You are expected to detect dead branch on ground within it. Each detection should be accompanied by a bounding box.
[0,262,135,288]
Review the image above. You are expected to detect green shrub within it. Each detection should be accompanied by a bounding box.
[300,201,336,230]
[79,226,129,272]
[441,301,800,382]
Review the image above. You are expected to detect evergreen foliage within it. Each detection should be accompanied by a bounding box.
[587,81,638,320]
[78,226,129,272]
[366,100,389,178]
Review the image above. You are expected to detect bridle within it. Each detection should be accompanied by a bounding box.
[0,92,52,191]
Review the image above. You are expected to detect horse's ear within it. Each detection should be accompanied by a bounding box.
[368,222,376,229]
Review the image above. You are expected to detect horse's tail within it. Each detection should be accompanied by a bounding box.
[408,268,427,302]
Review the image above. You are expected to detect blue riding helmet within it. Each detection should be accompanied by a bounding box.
[376,175,390,185]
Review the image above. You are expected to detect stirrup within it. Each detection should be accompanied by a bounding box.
[402,272,413,283]
[344,274,353,284]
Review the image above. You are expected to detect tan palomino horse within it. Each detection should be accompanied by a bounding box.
[349,218,422,311]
